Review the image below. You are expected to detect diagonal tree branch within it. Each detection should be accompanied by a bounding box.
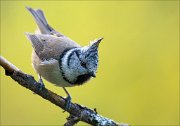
[0,56,129,126]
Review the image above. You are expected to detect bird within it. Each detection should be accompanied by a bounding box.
[25,6,103,109]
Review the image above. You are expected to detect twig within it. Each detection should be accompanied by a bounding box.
[64,114,80,126]
[0,56,129,126]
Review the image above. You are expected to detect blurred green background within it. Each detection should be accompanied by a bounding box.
[0,1,179,125]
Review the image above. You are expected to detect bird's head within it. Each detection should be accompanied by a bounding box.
[60,38,103,85]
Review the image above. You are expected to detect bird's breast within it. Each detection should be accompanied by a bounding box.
[32,51,73,87]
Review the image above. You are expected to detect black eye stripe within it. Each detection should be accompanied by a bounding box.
[75,50,80,58]
[67,53,73,67]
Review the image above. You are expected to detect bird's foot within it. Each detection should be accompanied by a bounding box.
[64,95,72,111]
[38,78,45,91]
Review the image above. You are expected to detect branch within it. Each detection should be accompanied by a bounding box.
[0,56,129,126]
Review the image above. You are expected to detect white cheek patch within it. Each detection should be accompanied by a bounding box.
[61,48,80,82]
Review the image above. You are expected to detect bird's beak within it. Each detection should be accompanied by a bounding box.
[89,71,96,78]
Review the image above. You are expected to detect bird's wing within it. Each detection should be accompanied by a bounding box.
[26,6,63,37]
[26,33,80,60]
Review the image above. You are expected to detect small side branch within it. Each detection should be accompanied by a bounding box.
[64,114,80,126]
[0,56,129,126]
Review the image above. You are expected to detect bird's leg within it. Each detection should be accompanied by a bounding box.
[62,87,72,110]
[38,74,45,90]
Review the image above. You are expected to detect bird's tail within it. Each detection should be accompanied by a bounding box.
[26,6,63,36]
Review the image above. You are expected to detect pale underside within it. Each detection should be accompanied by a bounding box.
[32,51,74,87]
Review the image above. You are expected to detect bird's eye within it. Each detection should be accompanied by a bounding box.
[81,62,87,68]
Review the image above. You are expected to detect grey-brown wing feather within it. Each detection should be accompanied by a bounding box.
[26,33,80,60]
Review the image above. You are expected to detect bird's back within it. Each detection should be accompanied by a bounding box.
[26,33,80,60]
